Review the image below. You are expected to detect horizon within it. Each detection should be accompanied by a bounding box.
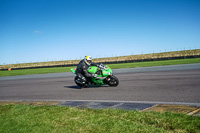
[1,48,199,65]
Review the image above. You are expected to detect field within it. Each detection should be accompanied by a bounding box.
[0,49,200,70]
[0,58,200,77]
[0,104,200,133]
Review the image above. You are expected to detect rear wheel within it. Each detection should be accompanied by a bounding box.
[74,76,85,88]
[107,75,119,87]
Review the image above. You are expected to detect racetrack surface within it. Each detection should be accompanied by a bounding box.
[0,63,200,105]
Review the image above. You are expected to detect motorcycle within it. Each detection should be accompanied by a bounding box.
[71,63,119,88]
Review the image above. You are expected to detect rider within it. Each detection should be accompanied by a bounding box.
[75,55,99,85]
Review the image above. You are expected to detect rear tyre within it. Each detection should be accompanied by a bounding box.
[74,76,85,89]
[107,75,119,87]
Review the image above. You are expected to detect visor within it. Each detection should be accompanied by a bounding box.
[87,60,91,63]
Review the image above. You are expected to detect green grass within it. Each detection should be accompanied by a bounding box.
[0,67,70,77]
[1,49,200,70]
[108,58,200,69]
[0,58,200,77]
[0,104,200,133]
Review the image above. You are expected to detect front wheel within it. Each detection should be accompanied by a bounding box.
[107,75,119,87]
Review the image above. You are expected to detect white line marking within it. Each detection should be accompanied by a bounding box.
[1,99,200,106]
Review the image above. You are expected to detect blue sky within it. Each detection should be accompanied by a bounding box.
[0,0,200,65]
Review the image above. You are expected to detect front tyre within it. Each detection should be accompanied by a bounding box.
[107,75,119,87]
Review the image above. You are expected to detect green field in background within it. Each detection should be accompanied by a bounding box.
[0,58,200,77]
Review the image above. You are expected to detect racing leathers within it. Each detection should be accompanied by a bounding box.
[75,59,98,84]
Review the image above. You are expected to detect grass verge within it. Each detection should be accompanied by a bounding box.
[1,49,200,70]
[0,58,200,77]
[108,57,200,69]
[0,104,200,133]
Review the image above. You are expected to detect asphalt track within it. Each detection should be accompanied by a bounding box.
[0,63,200,106]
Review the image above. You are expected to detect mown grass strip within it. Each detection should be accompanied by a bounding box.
[108,58,200,69]
[0,104,199,133]
[0,67,69,77]
[1,49,200,70]
[0,58,200,77]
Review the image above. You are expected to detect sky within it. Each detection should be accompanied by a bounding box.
[0,0,200,65]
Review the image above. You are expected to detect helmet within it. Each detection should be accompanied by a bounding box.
[84,55,92,66]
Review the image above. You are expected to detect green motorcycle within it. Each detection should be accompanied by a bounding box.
[71,63,119,88]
